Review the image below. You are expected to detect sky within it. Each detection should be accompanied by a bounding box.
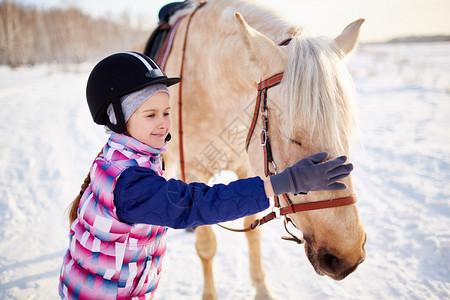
[11,0,450,42]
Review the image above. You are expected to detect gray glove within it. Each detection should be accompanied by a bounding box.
[270,152,353,195]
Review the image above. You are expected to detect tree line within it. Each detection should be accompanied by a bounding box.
[0,1,150,67]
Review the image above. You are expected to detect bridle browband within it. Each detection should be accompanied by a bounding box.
[177,7,356,243]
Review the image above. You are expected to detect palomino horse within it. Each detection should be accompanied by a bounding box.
[145,0,366,298]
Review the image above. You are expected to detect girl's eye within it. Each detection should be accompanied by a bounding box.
[164,112,170,117]
[147,114,155,118]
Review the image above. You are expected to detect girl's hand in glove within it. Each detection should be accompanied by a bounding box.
[269,152,353,196]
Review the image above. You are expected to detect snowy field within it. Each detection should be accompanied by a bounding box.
[0,42,449,299]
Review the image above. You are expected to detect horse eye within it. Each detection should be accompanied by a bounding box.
[290,138,302,147]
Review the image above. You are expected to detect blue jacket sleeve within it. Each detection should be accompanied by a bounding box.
[114,166,270,229]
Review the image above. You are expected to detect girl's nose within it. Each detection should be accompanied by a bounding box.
[158,116,169,129]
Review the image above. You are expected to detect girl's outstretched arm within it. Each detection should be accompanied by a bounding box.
[114,166,270,229]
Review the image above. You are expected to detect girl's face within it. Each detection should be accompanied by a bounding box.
[126,92,171,149]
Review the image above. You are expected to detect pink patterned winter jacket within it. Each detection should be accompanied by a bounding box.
[59,134,168,299]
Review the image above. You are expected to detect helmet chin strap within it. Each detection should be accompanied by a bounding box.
[106,99,127,134]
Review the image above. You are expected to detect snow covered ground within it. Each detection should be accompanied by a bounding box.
[0,42,449,299]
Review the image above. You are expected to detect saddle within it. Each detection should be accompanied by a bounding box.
[143,1,191,66]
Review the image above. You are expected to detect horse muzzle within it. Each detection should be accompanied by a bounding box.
[304,234,367,280]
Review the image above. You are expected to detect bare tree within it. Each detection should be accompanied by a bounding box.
[0,1,150,66]
[0,1,23,66]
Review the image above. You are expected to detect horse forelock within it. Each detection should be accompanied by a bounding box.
[280,36,358,154]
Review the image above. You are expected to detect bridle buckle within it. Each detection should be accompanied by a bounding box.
[272,206,281,219]
[260,129,267,146]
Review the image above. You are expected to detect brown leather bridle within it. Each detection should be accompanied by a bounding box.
[176,6,356,243]
[218,39,357,242]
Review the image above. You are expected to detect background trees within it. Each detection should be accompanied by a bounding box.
[0,1,149,66]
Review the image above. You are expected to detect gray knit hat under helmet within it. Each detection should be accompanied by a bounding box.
[106,83,169,129]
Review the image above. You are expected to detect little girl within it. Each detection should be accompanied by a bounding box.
[59,52,353,299]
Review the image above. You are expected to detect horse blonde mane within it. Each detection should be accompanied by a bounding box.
[280,36,358,154]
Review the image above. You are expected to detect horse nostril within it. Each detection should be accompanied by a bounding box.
[320,253,341,274]
[317,250,360,280]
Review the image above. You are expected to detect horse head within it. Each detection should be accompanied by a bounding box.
[235,13,366,280]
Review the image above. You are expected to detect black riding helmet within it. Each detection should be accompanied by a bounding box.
[86,51,180,133]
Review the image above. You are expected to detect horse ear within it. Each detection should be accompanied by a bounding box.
[334,19,365,56]
[234,12,285,76]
